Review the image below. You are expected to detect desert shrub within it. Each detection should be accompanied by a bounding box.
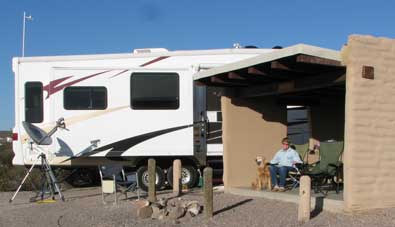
[0,141,42,191]
[0,132,95,191]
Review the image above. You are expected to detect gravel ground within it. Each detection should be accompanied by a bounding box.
[1,187,395,227]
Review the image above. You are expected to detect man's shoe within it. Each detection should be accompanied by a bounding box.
[278,187,286,192]
[271,185,279,192]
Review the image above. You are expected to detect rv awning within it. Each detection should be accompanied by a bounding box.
[193,44,346,100]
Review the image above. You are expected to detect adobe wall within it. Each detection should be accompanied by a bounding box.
[342,35,395,211]
[221,96,287,188]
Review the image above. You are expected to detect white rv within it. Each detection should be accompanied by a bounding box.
[12,47,274,189]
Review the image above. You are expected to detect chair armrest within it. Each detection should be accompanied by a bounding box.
[307,161,319,166]
[328,163,343,169]
[295,163,311,174]
[294,163,305,168]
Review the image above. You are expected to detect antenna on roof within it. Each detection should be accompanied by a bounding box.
[233,43,241,49]
[22,11,33,57]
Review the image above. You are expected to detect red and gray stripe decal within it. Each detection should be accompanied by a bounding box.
[109,56,170,78]
[139,56,170,67]
[43,56,170,98]
[43,70,112,99]
[109,69,130,79]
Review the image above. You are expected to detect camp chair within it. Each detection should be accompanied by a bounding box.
[293,143,310,163]
[98,165,141,204]
[288,143,310,189]
[305,140,344,195]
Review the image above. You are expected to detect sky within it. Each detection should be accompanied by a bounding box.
[0,0,394,130]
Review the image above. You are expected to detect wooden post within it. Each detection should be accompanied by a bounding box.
[298,175,311,222]
[148,158,156,203]
[173,159,182,196]
[203,167,213,219]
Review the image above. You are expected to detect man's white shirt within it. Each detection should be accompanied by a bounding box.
[270,148,302,167]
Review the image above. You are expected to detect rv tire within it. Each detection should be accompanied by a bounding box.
[136,166,165,192]
[167,165,198,189]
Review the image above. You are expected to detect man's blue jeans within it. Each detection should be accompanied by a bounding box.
[269,165,295,188]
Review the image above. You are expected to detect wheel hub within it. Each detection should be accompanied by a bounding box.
[142,171,159,186]
[181,168,191,184]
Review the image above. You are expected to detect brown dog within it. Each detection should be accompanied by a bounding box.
[251,156,272,191]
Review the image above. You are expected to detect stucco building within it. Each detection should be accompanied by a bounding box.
[194,35,395,212]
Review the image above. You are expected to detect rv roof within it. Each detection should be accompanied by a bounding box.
[14,48,275,63]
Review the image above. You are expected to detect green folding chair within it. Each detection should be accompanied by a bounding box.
[288,143,309,189]
[293,143,310,163]
[306,141,344,194]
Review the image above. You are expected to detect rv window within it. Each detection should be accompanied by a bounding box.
[25,82,44,123]
[130,73,179,109]
[64,87,107,110]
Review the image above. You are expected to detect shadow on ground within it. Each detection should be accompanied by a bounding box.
[214,198,253,216]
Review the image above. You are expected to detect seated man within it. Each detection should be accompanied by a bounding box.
[269,137,302,192]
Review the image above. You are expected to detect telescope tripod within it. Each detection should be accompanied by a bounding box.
[9,152,65,203]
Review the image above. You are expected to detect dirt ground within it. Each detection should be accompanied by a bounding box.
[1,187,395,227]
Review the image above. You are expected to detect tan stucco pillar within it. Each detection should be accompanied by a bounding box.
[343,35,395,211]
[221,96,287,189]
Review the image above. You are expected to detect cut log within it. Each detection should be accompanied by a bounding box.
[137,205,153,219]
[134,199,150,208]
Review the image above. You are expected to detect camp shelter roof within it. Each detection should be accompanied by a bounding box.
[193,44,346,100]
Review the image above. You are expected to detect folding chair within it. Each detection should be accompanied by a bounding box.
[98,165,120,205]
[99,165,141,205]
[118,169,141,201]
[287,143,310,190]
[305,140,344,195]
[293,143,310,163]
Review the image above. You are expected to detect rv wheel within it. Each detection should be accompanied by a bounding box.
[136,166,165,191]
[167,165,198,189]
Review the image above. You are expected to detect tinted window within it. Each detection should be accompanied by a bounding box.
[64,87,107,110]
[25,82,43,123]
[131,73,179,109]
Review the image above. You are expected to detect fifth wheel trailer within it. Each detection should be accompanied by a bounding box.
[12,47,275,189]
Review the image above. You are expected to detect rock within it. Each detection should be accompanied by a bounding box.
[187,204,201,217]
[137,206,153,219]
[185,200,199,207]
[184,201,201,217]
[179,201,188,209]
[151,202,163,210]
[168,200,176,207]
[158,209,169,220]
[158,209,168,220]
[167,205,186,220]
[151,205,161,219]
[157,198,168,207]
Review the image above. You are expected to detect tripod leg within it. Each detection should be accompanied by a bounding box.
[45,170,55,200]
[9,156,41,203]
[43,156,65,201]
[41,176,46,200]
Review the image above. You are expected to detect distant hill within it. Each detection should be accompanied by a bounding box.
[0,131,11,137]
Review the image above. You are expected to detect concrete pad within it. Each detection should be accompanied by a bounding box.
[225,187,344,213]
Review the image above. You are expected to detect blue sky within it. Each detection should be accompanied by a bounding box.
[0,0,394,130]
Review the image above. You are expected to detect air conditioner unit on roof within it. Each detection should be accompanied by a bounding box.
[133,48,169,54]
